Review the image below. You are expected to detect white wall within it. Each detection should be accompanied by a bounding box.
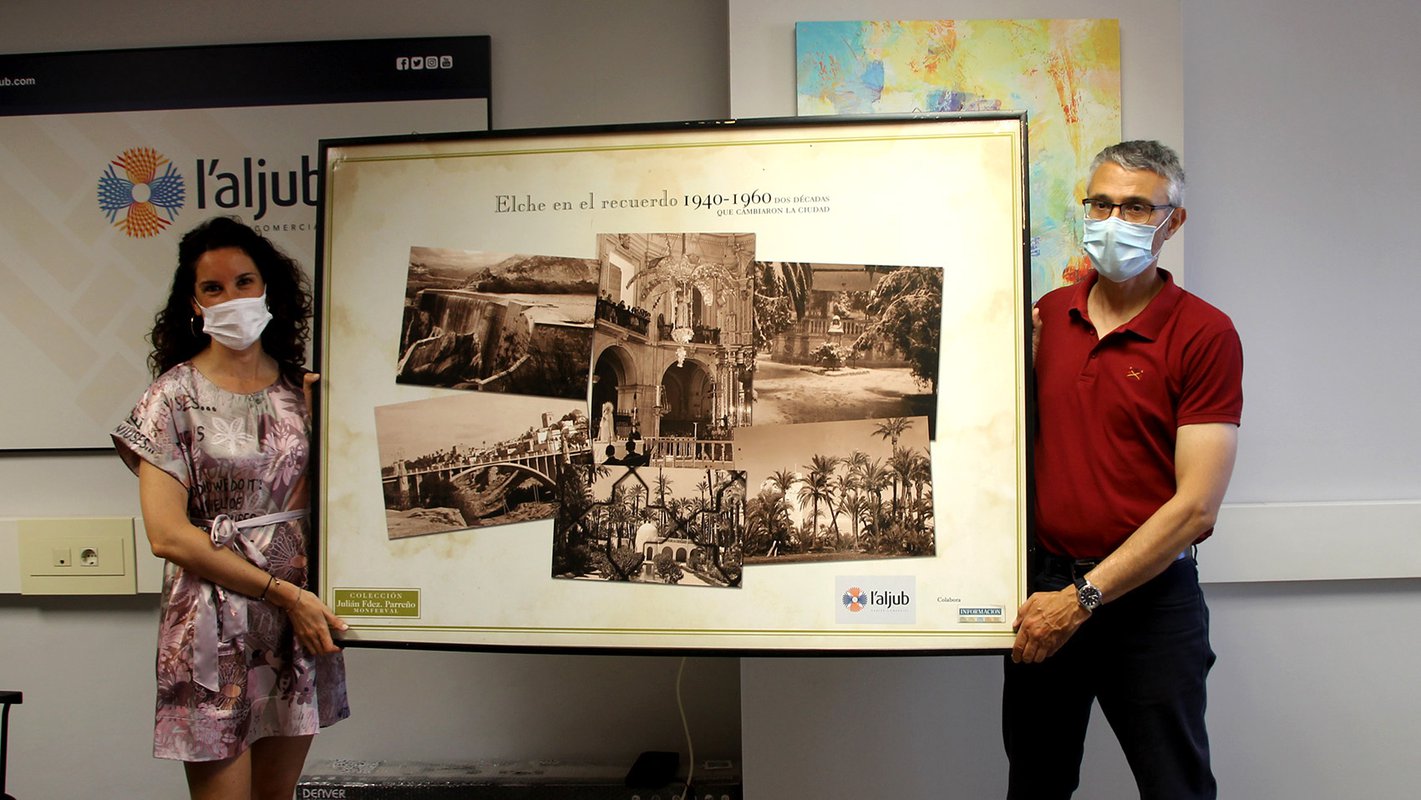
[731,0,1421,798]
[1182,0,1421,504]
[0,3,737,798]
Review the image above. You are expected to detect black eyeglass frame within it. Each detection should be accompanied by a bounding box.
[1081,198,1175,223]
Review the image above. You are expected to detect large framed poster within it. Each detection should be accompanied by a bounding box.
[317,114,1030,652]
[0,36,490,451]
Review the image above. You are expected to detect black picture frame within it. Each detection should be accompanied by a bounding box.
[315,113,1031,654]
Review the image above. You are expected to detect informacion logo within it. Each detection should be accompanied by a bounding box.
[97,147,185,238]
[395,55,455,70]
[835,576,916,624]
[958,606,1006,624]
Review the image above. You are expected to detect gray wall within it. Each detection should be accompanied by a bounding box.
[0,2,736,798]
[5,1,1420,798]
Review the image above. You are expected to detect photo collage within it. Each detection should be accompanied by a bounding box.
[372,232,946,591]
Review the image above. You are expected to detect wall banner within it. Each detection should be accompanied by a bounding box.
[0,36,491,450]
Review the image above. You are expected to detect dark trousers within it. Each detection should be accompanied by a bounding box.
[1002,554,1216,799]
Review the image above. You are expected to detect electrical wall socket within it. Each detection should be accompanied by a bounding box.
[17,517,137,595]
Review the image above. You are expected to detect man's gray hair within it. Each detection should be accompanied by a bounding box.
[1090,140,1186,206]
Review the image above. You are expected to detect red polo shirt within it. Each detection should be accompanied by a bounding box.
[1033,269,1243,559]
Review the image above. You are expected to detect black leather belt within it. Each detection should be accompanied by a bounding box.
[1038,548,1192,579]
[1038,551,1102,581]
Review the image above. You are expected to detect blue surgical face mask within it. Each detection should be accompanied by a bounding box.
[1083,212,1172,283]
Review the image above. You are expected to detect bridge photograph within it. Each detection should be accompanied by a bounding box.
[374,392,591,539]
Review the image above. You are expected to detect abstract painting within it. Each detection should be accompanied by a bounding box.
[797,19,1121,297]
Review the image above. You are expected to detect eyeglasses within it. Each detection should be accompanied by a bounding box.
[1082,199,1174,224]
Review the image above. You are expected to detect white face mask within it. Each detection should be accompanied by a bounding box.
[1083,212,1171,283]
[200,292,272,351]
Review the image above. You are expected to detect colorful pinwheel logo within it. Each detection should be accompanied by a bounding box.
[97,147,186,238]
[842,586,867,613]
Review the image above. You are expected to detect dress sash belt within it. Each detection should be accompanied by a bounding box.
[187,509,309,693]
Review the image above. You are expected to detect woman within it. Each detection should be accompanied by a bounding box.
[112,216,349,799]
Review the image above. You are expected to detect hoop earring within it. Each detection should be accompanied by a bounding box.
[190,316,201,337]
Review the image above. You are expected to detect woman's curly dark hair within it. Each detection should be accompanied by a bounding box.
[148,216,313,378]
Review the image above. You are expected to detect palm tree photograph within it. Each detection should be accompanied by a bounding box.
[552,463,746,588]
[752,261,943,432]
[733,416,934,564]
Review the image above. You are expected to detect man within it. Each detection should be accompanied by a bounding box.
[1004,140,1243,799]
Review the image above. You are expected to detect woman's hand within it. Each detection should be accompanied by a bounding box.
[275,581,347,655]
[302,371,320,418]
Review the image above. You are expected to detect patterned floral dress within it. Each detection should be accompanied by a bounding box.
[113,362,349,761]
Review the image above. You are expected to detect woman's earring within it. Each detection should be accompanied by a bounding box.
[190,315,201,337]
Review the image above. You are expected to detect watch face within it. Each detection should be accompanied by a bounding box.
[1077,582,1102,611]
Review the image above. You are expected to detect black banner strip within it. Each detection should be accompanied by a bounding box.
[0,36,491,117]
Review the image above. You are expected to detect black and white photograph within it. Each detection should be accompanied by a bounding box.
[374,393,591,539]
[396,246,598,400]
[752,262,944,431]
[734,416,935,565]
[553,463,746,588]
[589,232,756,471]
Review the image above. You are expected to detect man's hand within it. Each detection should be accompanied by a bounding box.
[1031,306,1041,367]
[1011,586,1090,664]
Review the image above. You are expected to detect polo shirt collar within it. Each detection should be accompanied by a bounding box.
[1066,268,1183,341]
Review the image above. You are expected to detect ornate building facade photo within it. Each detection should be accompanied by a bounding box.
[590,232,756,467]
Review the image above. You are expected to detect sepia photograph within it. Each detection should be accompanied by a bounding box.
[734,416,934,565]
[752,262,944,432]
[396,246,598,400]
[589,232,756,471]
[374,393,591,539]
[553,463,746,588]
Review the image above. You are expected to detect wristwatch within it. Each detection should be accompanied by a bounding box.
[1074,576,1103,613]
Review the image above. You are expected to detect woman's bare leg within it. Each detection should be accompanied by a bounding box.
[183,749,251,800]
[249,734,315,800]
[182,735,313,800]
